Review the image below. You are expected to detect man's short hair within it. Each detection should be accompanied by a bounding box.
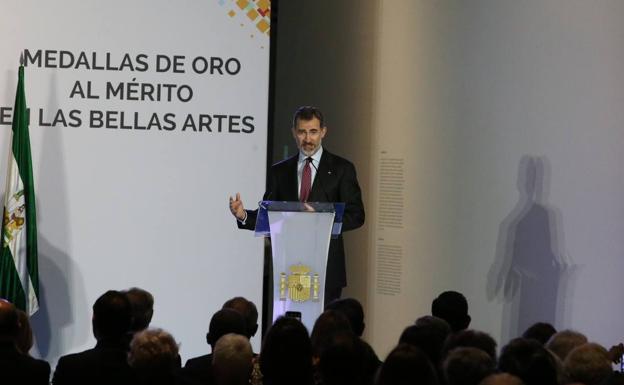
[128,328,179,373]
[92,290,133,340]
[222,297,259,338]
[212,333,253,385]
[206,308,247,347]
[522,322,557,346]
[377,344,438,385]
[546,329,588,362]
[444,347,496,385]
[400,316,451,366]
[498,338,558,385]
[123,287,154,332]
[432,291,471,332]
[563,343,613,385]
[324,298,365,337]
[292,106,325,128]
[443,329,497,361]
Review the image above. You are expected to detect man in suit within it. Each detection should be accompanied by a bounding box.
[229,106,365,303]
[0,299,50,385]
[181,308,247,384]
[53,290,137,385]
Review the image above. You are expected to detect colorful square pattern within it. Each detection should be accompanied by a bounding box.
[219,0,271,37]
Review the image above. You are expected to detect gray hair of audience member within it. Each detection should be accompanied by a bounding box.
[563,342,613,385]
[546,329,588,362]
[128,328,180,373]
[123,287,154,332]
[222,296,259,338]
[15,309,33,354]
[479,373,525,385]
[212,333,253,385]
[444,347,496,385]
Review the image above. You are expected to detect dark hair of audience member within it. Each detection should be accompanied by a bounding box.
[546,329,588,362]
[206,308,247,348]
[400,316,452,367]
[431,291,471,332]
[123,287,154,332]
[260,316,313,385]
[92,290,133,341]
[222,296,259,339]
[563,342,613,385]
[522,322,556,346]
[128,328,181,385]
[479,373,526,385]
[310,309,352,357]
[498,338,558,385]
[443,347,495,385]
[442,329,497,361]
[376,343,439,385]
[212,333,253,385]
[318,329,364,385]
[325,298,365,337]
[15,309,33,354]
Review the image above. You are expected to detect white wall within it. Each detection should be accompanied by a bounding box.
[273,0,624,358]
[367,0,624,357]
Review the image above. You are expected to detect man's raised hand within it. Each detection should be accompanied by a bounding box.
[229,192,246,221]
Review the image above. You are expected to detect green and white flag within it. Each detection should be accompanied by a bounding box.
[0,66,39,315]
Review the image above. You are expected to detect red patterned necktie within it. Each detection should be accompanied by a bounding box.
[300,157,312,202]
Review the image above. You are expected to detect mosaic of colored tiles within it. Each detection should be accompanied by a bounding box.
[219,0,271,37]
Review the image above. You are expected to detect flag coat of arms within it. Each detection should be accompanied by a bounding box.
[0,65,39,315]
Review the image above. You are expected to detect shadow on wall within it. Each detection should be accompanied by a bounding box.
[487,155,580,343]
[30,72,89,363]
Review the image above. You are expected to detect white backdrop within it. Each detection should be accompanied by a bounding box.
[0,0,270,367]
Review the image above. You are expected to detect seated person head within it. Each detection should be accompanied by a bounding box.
[123,287,154,332]
[563,342,613,385]
[522,322,556,346]
[260,316,313,385]
[442,329,498,362]
[377,343,439,385]
[222,296,259,339]
[206,308,247,350]
[432,291,471,332]
[0,299,19,342]
[400,316,451,367]
[546,329,588,362]
[324,297,365,337]
[128,328,180,379]
[92,290,133,341]
[212,333,254,385]
[498,338,558,385]
[310,309,352,358]
[443,347,495,385]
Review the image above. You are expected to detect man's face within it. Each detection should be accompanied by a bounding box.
[293,117,327,156]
